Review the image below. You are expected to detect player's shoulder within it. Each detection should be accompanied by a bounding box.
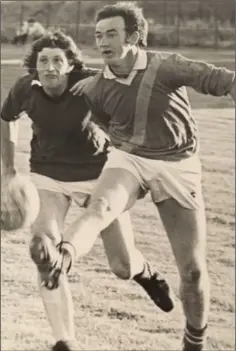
[146,50,177,64]
[15,73,34,86]
[12,73,34,96]
[146,50,182,74]
[84,71,104,96]
[80,66,101,78]
[68,66,101,87]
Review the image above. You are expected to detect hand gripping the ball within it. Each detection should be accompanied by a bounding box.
[1,173,40,231]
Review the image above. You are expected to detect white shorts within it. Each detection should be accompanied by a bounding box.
[103,149,204,210]
[31,173,96,207]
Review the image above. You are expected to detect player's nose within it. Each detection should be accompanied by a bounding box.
[46,61,55,71]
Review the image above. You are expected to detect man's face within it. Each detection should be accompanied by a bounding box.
[95,16,131,65]
[36,47,72,90]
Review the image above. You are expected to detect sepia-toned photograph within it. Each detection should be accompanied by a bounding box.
[1,1,235,350]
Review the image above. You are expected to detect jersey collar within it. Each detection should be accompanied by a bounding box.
[103,49,147,85]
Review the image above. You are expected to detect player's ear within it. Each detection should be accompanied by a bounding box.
[128,31,140,46]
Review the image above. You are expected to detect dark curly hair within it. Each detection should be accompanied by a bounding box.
[23,30,85,74]
[95,1,148,47]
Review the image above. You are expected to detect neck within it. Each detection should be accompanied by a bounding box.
[110,47,138,77]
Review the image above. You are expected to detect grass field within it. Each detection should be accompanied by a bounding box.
[1,46,235,351]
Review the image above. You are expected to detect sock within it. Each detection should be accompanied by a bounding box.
[133,261,151,281]
[183,322,207,351]
[56,241,76,273]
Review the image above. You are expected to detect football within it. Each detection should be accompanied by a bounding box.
[1,173,40,231]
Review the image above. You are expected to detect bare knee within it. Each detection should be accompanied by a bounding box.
[109,257,131,280]
[85,197,117,228]
[29,235,43,258]
[29,223,59,268]
[180,261,208,288]
[29,234,51,265]
[182,266,202,284]
[87,197,111,216]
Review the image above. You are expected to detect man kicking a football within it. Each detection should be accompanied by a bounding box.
[1,30,173,351]
[42,2,235,351]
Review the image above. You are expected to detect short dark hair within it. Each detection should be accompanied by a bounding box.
[23,30,84,74]
[95,1,148,47]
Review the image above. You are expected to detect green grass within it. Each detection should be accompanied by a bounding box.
[1,47,235,351]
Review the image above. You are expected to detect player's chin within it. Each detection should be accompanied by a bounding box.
[102,57,112,65]
[102,56,118,66]
[45,82,60,90]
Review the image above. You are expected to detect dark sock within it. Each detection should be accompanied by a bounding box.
[183,322,207,351]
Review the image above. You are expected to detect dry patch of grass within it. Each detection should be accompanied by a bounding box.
[1,51,235,350]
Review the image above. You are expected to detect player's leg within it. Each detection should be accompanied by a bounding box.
[44,168,141,290]
[29,189,75,346]
[101,210,145,279]
[101,210,174,312]
[156,198,209,351]
[61,168,141,261]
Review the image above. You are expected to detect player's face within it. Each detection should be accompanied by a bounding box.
[95,16,132,66]
[36,47,72,90]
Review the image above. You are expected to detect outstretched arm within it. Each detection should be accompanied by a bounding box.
[159,53,235,100]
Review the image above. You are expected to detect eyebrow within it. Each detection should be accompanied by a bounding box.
[39,54,62,58]
[95,29,118,34]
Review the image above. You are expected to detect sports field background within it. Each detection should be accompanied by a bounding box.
[1,45,235,350]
